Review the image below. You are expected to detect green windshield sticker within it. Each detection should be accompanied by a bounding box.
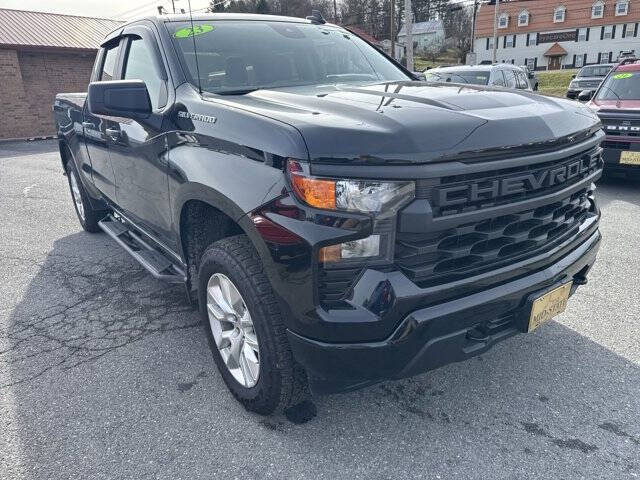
[613,73,633,79]
[174,25,214,38]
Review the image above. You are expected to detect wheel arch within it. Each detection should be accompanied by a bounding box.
[176,191,271,296]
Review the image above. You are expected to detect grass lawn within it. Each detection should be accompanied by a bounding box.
[536,69,578,97]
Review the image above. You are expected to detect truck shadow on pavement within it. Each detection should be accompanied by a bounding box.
[3,231,639,478]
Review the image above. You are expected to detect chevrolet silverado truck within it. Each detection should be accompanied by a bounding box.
[54,12,604,415]
[584,58,640,178]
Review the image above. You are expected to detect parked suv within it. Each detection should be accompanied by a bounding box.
[54,13,602,414]
[426,64,532,90]
[587,59,640,177]
[567,64,615,99]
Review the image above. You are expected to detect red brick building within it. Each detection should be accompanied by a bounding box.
[474,0,640,70]
[0,9,121,140]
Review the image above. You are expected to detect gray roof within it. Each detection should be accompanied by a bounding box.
[0,8,122,51]
[398,20,444,37]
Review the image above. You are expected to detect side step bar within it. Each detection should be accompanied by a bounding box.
[98,215,186,284]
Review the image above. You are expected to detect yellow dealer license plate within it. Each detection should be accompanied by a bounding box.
[620,151,640,165]
[528,282,572,332]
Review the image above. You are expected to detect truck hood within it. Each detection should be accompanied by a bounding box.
[591,99,640,111]
[213,81,601,164]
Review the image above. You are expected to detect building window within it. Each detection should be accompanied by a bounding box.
[554,6,566,22]
[600,51,610,63]
[603,25,613,39]
[553,7,566,23]
[575,55,585,67]
[506,36,514,47]
[518,10,530,26]
[625,23,636,37]
[592,1,604,18]
[526,58,536,69]
[578,27,588,41]
[528,32,537,45]
[487,37,495,49]
[498,13,509,28]
[616,0,629,15]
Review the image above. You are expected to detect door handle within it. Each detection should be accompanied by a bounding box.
[82,121,94,129]
[105,128,121,139]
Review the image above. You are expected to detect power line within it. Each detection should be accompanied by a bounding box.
[113,0,160,18]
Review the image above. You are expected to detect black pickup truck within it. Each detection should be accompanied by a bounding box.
[54,12,604,415]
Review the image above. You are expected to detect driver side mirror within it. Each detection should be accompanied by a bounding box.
[571,74,576,79]
[88,80,152,118]
[578,89,594,102]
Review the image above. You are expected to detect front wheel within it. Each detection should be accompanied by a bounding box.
[198,235,309,415]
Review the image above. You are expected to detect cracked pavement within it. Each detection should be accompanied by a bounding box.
[1,140,639,479]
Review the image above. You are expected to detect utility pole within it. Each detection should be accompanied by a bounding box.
[171,0,176,13]
[333,0,337,23]
[492,0,499,63]
[390,0,395,59]
[470,0,478,54]
[404,0,413,71]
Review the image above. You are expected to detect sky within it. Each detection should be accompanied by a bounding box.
[0,0,212,20]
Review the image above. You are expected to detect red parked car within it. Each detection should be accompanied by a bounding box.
[587,59,640,178]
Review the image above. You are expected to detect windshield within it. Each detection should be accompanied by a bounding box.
[425,70,489,85]
[595,71,640,100]
[166,21,409,94]
[578,66,612,78]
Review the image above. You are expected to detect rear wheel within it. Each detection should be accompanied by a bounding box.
[65,160,105,233]
[198,235,309,415]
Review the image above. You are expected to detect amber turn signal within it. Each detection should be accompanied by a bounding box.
[318,244,341,263]
[287,160,336,210]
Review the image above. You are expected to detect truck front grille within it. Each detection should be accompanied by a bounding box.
[601,117,640,137]
[317,139,602,309]
[395,188,596,288]
[415,146,601,217]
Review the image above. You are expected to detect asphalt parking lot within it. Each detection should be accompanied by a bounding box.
[1,140,639,480]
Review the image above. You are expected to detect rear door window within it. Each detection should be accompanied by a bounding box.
[515,71,529,89]
[502,69,517,89]
[492,70,506,86]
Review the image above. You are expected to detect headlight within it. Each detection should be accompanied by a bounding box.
[287,160,415,264]
[287,160,414,215]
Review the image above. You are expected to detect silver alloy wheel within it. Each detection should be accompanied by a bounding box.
[69,169,85,222]
[206,273,260,388]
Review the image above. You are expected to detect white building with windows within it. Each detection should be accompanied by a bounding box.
[398,20,446,53]
[474,0,639,70]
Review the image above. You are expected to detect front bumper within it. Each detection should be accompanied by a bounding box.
[602,138,640,178]
[288,229,600,395]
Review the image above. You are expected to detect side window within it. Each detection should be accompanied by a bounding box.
[516,71,529,89]
[123,37,166,110]
[100,44,119,81]
[492,70,506,86]
[502,69,517,89]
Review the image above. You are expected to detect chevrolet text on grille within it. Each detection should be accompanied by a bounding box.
[435,153,599,208]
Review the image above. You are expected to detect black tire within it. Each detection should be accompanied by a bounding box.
[65,160,105,233]
[198,234,309,415]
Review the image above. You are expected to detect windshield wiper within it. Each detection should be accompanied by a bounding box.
[214,88,261,95]
[449,74,469,84]
[599,85,622,107]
